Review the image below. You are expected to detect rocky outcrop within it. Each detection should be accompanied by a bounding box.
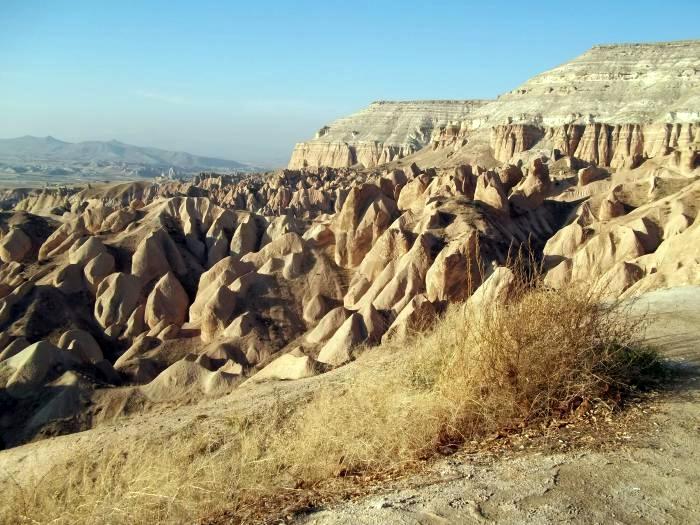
[467,267,517,309]
[289,100,489,168]
[317,313,366,366]
[383,294,437,343]
[489,122,699,169]
[474,172,510,213]
[58,329,104,364]
[509,158,552,210]
[425,232,480,302]
[472,41,700,130]
[68,236,108,266]
[249,349,322,382]
[0,228,32,263]
[94,273,142,334]
[0,341,81,399]
[490,125,546,162]
[543,179,700,295]
[332,184,398,268]
[427,41,700,170]
[144,272,189,329]
[84,252,116,293]
[141,354,241,401]
[132,229,186,285]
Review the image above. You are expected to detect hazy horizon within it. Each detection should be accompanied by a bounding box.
[2,0,698,168]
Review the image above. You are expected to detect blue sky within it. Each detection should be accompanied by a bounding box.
[1,1,697,167]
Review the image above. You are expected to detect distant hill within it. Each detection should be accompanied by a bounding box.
[0,136,251,171]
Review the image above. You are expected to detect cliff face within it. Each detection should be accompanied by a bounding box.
[290,41,700,171]
[474,40,700,128]
[427,40,700,169]
[489,125,546,163]
[488,122,699,168]
[289,141,415,170]
[288,100,489,169]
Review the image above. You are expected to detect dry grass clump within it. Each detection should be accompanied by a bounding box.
[0,278,659,524]
[257,279,657,486]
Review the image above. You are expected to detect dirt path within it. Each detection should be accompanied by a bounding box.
[297,286,700,524]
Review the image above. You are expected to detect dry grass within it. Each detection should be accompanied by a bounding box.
[0,276,659,525]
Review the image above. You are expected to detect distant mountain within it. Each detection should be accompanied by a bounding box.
[0,136,251,171]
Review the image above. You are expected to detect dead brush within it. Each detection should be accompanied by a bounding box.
[429,282,654,447]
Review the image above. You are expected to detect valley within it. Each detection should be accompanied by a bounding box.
[0,39,698,524]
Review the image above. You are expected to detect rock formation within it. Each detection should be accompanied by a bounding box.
[0,39,698,449]
[420,42,700,172]
[289,100,489,168]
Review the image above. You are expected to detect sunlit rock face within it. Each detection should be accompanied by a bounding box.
[288,100,489,169]
[429,40,700,170]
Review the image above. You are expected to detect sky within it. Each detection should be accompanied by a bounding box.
[1,1,698,168]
